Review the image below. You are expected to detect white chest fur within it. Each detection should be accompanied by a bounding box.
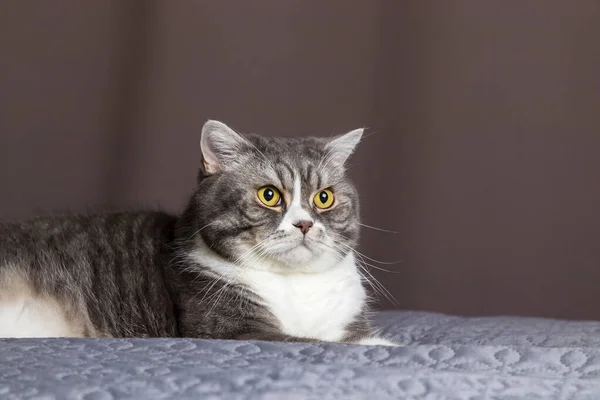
[190,246,367,342]
[239,254,366,341]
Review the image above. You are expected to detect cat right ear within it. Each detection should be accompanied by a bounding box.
[200,120,251,174]
[324,128,364,168]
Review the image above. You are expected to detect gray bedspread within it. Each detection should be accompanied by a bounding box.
[3,311,600,399]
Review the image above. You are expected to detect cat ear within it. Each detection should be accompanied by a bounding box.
[324,128,364,167]
[200,120,251,174]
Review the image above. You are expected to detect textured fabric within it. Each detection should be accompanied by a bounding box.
[3,311,600,399]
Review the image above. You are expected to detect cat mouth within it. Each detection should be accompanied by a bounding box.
[284,239,315,254]
[300,237,315,249]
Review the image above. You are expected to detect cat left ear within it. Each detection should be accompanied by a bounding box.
[200,120,251,174]
[324,128,364,167]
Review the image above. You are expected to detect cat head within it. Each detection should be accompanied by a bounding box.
[187,120,363,273]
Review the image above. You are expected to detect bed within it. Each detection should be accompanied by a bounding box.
[2,311,600,399]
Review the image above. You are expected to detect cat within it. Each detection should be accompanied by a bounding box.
[0,120,397,345]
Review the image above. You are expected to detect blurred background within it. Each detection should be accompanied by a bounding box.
[2,1,600,319]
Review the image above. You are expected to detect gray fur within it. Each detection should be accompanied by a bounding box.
[0,212,177,337]
[0,121,375,342]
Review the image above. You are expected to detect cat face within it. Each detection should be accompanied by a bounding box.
[191,121,362,272]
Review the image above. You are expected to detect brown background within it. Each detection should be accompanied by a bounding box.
[2,1,600,319]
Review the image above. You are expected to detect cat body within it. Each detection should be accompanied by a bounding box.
[0,121,396,345]
[0,212,177,338]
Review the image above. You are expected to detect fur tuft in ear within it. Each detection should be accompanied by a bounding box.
[200,120,251,174]
[324,128,364,167]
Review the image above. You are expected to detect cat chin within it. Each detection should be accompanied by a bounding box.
[273,246,317,267]
[270,248,343,273]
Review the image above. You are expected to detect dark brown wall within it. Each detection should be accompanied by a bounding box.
[2,1,600,319]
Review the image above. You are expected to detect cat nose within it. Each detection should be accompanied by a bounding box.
[293,220,313,234]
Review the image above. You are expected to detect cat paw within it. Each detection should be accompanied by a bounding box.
[355,337,402,347]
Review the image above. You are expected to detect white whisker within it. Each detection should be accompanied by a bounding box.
[204,243,273,317]
[358,223,398,234]
[357,262,398,306]
[183,221,220,242]
[327,242,399,306]
[338,242,402,266]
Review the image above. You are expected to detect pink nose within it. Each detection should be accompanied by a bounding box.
[293,220,313,234]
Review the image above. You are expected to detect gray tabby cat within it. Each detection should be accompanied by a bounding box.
[0,121,396,346]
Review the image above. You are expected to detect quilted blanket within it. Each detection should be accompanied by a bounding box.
[2,311,600,399]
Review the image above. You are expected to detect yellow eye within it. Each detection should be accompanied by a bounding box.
[257,186,282,207]
[313,189,334,209]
